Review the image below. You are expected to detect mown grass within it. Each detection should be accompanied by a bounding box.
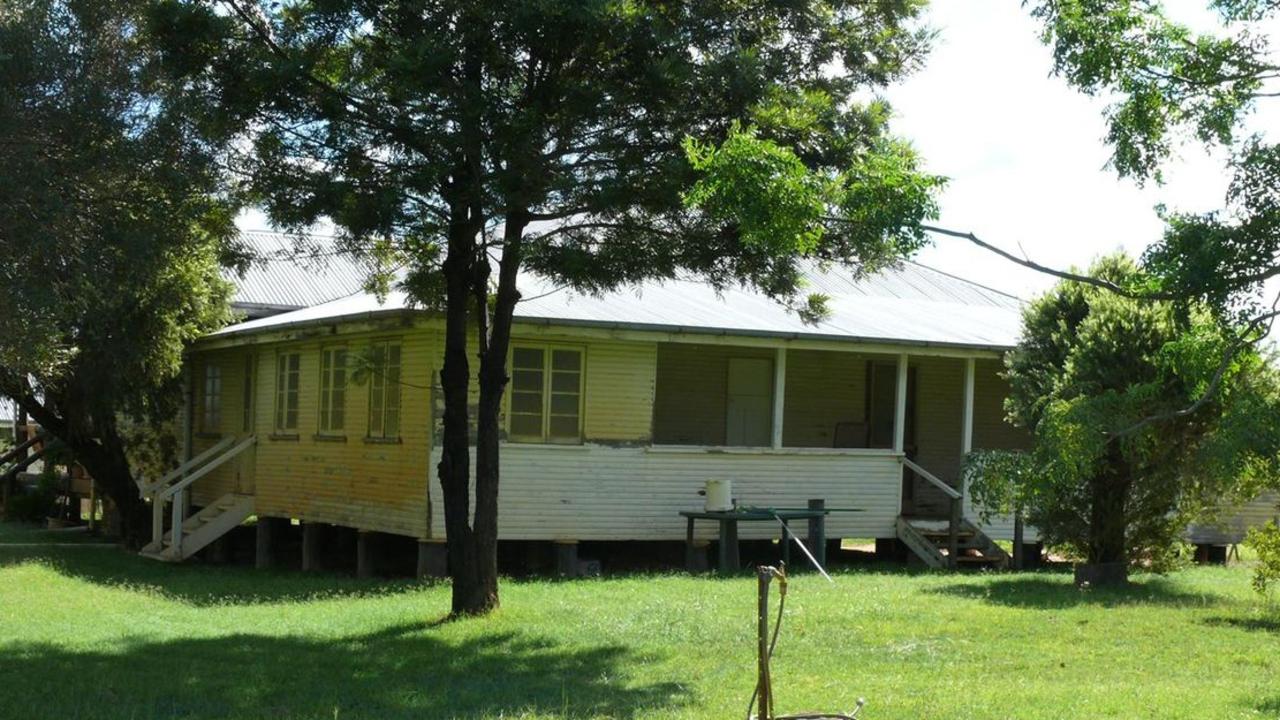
[0,521,1277,719]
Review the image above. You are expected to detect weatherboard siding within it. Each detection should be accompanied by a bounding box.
[427,445,903,541]
[249,330,434,537]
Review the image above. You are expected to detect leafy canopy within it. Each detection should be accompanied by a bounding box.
[967,254,1280,566]
[153,0,943,309]
[0,0,236,441]
[1029,0,1280,320]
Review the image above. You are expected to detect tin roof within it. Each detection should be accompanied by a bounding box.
[228,231,370,316]
[213,259,1025,351]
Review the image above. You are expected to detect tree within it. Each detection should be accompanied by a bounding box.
[1025,0,1280,318]
[0,0,238,545]
[969,254,1280,581]
[155,0,944,614]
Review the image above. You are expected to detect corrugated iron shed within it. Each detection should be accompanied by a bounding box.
[213,259,1024,351]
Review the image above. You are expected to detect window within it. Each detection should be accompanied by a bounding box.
[367,341,402,439]
[509,345,583,443]
[274,352,300,432]
[319,347,348,434]
[242,354,255,432]
[201,364,222,432]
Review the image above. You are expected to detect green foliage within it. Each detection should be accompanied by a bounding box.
[1027,1,1280,318]
[7,475,60,524]
[1247,520,1280,599]
[0,0,236,417]
[999,253,1280,567]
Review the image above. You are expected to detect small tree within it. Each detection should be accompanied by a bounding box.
[1246,519,1280,603]
[984,254,1280,581]
[158,0,944,614]
[0,0,238,545]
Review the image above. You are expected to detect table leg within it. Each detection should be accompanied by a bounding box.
[719,519,740,573]
[685,517,696,572]
[780,520,791,567]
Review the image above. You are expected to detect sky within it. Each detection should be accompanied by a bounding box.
[896,1,1279,300]
[238,1,1277,304]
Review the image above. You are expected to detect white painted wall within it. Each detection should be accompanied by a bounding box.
[426,444,903,541]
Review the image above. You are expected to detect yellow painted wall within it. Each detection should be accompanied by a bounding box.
[249,330,434,537]
[188,348,254,506]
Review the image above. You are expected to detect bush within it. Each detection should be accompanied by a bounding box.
[7,474,59,523]
[1246,521,1280,601]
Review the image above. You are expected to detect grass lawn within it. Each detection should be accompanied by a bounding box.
[1,522,1277,719]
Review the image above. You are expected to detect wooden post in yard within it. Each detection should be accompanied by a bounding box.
[756,567,773,720]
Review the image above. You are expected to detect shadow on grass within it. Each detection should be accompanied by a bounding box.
[0,543,427,607]
[925,574,1234,610]
[1202,615,1280,633]
[0,623,688,719]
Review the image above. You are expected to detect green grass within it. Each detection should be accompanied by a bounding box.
[1,522,1278,719]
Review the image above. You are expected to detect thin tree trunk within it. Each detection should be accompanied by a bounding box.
[438,218,481,614]
[469,215,527,615]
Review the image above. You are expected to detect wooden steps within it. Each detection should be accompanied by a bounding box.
[896,516,1009,570]
[140,492,254,561]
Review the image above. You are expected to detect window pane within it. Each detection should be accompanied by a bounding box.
[551,371,580,393]
[510,413,543,437]
[512,369,543,392]
[513,347,544,369]
[511,391,541,414]
[552,350,580,372]
[550,393,579,415]
[549,415,579,438]
[288,354,299,373]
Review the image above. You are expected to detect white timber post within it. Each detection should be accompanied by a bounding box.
[893,353,909,454]
[961,357,975,456]
[771,347,787,450]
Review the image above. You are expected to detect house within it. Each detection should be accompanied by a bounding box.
[142,256,1271,571]
[144,259,1032,570]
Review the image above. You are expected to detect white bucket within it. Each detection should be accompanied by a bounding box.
[704,479,733,512]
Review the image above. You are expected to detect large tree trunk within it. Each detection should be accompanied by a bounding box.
[1083,444,1130,584]
[12,394,149,546]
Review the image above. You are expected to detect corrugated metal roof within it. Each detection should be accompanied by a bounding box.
[227,231,370,314]
[212,259,1024,351]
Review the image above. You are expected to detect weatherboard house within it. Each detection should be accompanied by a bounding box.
[139,251,1275,571]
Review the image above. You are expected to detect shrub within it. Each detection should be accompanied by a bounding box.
[1246,521,1280,601]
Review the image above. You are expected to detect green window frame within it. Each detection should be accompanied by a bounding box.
[509,345,583,443]
[274,352,300,432]
[367,341,402,439]
[319,347,348,434]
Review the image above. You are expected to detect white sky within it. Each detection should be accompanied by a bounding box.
[239,1,1278,304]
[898,1,1279,300]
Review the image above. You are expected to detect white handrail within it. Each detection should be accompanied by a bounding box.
[160,435,256,501]
[141,435,236,495]
[901,457,961,500]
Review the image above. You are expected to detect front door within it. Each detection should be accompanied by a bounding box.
[726,357,773,446]
[867,361,917,510]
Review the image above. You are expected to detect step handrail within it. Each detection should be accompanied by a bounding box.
[901,457,961,500]
[163,435,256,558]
[160,435,256,502]
[139,435,237,496]
[0,434,43,469]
